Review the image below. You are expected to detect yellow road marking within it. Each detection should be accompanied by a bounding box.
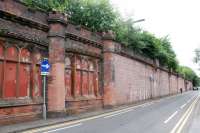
[22,102,154,133]
[170,95,199,133]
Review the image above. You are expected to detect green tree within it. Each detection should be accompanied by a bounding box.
[178,66,200,86]
[113,19,145,54]
[21,0,186,74]
[22,0,117,32]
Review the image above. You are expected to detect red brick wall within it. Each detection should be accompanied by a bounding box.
[113,54,152,104]
[170,75,178,94]
[0,0,193,124]
[103,46,191,106]
[178,77,185,92]
[0,104,42,125]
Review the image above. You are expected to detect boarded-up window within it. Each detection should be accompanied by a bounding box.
[76,57,81,96]
[19,49,31,97]
[89,60,95,95]
[6,47,18,61]
[65,56,72,97]
[4,62,17,98]
[81,58,88,96]
[0,44,4,97]
[65,53,100,99]
[4,47,18,98]
[0,43,3,58]
[0,41,43,100]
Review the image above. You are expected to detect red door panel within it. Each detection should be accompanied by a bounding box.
[6,47,18,60]
[75,70,81,96]
[65,69,72,97]
[20,49,31,62]
[4,62,17,98]
[0,61,3,95]
[0,44,3,58]
[82,71,88,95]
[19,64,30,97]
[89,73,94,95]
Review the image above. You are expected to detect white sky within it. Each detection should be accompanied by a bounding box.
[110,0,200,75]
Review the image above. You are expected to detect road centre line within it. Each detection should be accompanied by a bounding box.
[104,109,134,118]
[180,103,187,109]
[104,102,154,118]
[44,123,82,133]
[164,111,178,124]
[170,95,199,133]
[22,102,154,133]
[23,93,194,133]
[187,96,195,103]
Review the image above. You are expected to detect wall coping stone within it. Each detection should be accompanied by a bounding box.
[65,32,103,49]
[0,29,48,47]
[0,8,48,32]
[48,11,68,26]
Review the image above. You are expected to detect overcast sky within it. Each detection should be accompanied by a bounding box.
[110,0,200,75]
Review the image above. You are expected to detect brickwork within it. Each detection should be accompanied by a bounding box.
[0,0,193,124]
[102,34,192,107]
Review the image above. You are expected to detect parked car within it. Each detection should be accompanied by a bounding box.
[193,87,199,91]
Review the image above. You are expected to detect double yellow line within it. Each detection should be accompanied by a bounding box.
[22,102,153,133]
[170,95,199,133]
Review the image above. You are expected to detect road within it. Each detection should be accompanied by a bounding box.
[23,91,200,133]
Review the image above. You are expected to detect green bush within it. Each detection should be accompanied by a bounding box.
[22,0,198,77]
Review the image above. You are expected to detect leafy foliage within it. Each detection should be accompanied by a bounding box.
[22,0,198,78]
[113,18,179,71]
[178,66,200,86]
[22,0,117,32]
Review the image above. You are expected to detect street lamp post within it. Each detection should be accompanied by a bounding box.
[133,19,145,24]
[127,18,145,44]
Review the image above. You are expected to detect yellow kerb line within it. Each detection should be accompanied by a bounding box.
[170,95,199,133]
[22,102,154,133]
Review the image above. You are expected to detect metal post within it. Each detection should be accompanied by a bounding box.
[43,75,47,120]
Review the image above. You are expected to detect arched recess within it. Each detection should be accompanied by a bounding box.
[4,46,18,98]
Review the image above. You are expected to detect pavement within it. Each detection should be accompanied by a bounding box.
[1,91,200,133]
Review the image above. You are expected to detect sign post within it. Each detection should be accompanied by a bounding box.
[40,58,50,120]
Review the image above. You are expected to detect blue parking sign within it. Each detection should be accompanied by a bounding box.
[41,58,50,75]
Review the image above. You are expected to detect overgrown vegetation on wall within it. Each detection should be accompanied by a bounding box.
[22,0,199,85]
[178,66,200,86]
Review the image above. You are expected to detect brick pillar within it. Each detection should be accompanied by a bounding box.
[47,12,67,117]
[102,31,116,108]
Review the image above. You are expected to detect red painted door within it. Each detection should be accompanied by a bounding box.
[89,72,94,95]
[0,61,3,96]
[76,71,81,96]
[82,71,88,95]
[65,69,72,97]
[0,44,3,59]
[19,64,30,97]
[4,62,17,98]
[76,57,81,96]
